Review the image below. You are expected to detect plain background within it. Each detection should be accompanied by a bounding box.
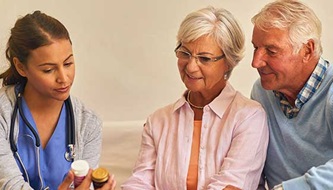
[0,0,332,125]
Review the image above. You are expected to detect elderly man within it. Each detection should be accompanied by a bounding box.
[251,0,333,189]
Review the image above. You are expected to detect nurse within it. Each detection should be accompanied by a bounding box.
[0,11,115,189]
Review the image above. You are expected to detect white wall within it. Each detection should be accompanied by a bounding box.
[1,0,332,124]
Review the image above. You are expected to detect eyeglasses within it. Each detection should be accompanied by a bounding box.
[175,48,225,65]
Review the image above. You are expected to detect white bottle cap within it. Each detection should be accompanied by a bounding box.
[71,160,89,177]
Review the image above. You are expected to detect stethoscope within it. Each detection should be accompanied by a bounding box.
[9,85,76,189]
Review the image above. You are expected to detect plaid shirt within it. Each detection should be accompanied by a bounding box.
[274,58,328,119]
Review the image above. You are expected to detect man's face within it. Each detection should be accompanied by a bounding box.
[251,26,306,94]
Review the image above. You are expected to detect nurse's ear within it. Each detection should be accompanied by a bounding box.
[13,57,27,77]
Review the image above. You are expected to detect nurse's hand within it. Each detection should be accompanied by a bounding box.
[58,170,75,190]
[95,174,116,190]
[58,169,94,190]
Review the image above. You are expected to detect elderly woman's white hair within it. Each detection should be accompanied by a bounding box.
[176,6,245,79]
[252,0,322,56]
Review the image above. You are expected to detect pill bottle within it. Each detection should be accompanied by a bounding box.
[71,160,89,188]
[92,167,109,188]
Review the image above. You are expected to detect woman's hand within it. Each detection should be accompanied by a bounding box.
[223,185,241,190]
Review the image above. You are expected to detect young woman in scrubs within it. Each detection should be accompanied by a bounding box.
[0,11,116,190]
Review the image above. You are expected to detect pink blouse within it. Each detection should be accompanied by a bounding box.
[122,83,269,190]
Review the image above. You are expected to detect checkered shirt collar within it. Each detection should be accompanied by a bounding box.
[274,58,328,119]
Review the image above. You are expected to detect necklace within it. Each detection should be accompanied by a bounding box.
[187,90,204,109]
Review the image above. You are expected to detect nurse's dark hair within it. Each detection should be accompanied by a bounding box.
[0,10,71,86]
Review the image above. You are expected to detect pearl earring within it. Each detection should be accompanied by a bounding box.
[224,74,228,80]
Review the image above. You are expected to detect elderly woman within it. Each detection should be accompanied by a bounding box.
[122,6,268,190]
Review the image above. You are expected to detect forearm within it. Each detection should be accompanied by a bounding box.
[0,137,32,189]
[0,170,33,189]
[80,120,102,168]
[121,122,156,189]
[276,159,333,190]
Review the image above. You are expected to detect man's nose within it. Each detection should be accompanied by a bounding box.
[252,49,266,68]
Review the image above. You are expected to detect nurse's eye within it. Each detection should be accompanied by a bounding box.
[42,68,53,73]
[64,62,73,67]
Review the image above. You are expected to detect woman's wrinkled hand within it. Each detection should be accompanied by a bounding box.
[223,185,241,190]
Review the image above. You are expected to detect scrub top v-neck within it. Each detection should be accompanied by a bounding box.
[16,97,71,189]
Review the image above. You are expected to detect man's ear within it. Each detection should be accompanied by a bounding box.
[303,39,315,62]
[13,57,27,77]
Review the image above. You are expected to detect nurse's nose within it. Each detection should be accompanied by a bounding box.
[56,68,66,83]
